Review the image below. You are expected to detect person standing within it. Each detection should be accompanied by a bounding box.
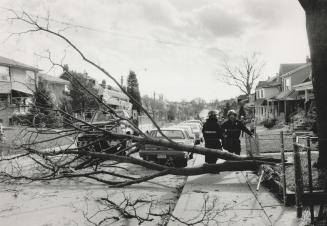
[222,110,253,155]
[202,111,223,164]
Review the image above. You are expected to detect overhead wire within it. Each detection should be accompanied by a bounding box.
[0,5,223,52]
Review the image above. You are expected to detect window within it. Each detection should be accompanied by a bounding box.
[26,71,35,83]
[0,66,10,81]
[260,89,264,98]
[285,78,291,90]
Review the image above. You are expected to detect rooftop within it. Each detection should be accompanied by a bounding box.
[280,63,311,78]
[0,56,40,72]
[279,63,306,75]
[38,73,69,85]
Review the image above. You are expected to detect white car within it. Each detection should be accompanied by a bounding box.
[186,120,203,127]
[180,122,203,145]
[139,128,194,167]
[171,125,195,141]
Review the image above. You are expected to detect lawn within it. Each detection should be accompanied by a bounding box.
[252,126,323,192]
[278,152,321,192]
[245,125,317,154]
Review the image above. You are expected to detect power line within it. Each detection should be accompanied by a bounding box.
[0,6,223,52]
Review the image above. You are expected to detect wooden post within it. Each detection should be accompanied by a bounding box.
[248,135,254,157]
[280,131,287,206]
[255,131,260,156]
[293,133,304,218]
[307,136,315,224]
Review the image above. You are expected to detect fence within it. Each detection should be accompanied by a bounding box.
[245,128,324,224]
[244,129,294,155]
[292,135,327,224]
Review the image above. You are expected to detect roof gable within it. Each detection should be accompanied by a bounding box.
[38,73,69,85]
[279,63,306,75]
[280,63,311,78]
[0,56,40,72]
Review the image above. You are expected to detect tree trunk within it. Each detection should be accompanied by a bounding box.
[303,1,327,167]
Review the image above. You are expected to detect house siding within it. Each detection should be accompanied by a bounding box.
[290,66,311,87]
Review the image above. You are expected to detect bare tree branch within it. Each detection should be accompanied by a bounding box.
[218,53,265,96]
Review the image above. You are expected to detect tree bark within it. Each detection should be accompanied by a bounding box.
[300,0,327,167]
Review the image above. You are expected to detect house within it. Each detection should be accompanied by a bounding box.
[38,73,69,107]
[270,62,311,123]
[254,58,312,123]
[0,56,40,125]
[254,77,281,122]
[244,93,255,117]
[293,76,314,112]
[98,85,132,113]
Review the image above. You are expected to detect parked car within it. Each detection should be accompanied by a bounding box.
[139,128,194,167]
[76,110,132,155]
[186,119,203,127]
[180,122,203,145]
[171,125,195,142]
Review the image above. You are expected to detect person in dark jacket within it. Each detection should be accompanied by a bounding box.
[202,111,223,164]
[222,110,253,155]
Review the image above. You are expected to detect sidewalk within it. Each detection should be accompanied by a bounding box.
[168,154,300,226]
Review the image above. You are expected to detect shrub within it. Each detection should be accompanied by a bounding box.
[263,118,276,129]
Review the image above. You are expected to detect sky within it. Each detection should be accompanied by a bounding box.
[0,0,309,102]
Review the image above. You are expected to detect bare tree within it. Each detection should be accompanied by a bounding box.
[219,53,264,97]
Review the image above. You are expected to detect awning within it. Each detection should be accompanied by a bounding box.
[240,98,249,104]
[254,99,267,106]
[266,94,278,101]
[275,89,296,100]
[11,82,34,96]
[293,81,313,91]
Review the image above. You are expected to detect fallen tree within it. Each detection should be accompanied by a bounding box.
[0,9,283,225]
[0,9,282,185]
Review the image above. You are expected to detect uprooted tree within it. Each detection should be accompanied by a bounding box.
[1,10,281,225]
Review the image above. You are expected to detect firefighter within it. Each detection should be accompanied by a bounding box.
[202,111,223,164]
[222,110,253,155]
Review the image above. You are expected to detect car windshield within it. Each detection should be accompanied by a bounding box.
[184,124,199,132]
[151,130,185,139]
